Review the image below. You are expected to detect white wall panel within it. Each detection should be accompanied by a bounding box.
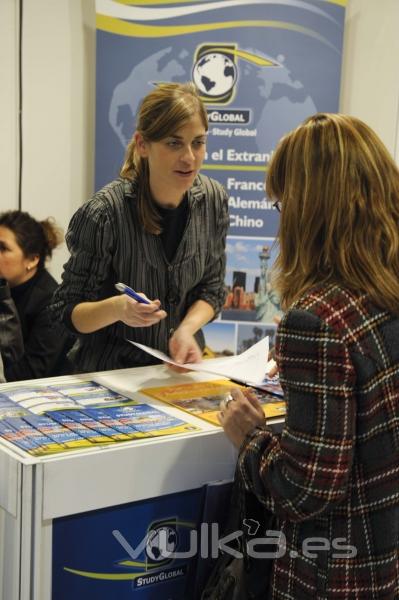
[340,0,399,158]
[0,0,19,212]
[20,0,95,281]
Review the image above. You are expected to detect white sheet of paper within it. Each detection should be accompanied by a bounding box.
[129,336,270,386]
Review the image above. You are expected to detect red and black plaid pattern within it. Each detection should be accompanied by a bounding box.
[239,285,399,599]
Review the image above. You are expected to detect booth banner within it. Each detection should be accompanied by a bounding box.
[95,0,346,355]
[52,487,204,599]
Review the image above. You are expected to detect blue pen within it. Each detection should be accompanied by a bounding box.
[115,282,151,304]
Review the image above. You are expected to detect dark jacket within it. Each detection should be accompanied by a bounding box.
[239,284,398,599]
[4,269,74,381]
[51,174,229,373]
[0,279,24,381]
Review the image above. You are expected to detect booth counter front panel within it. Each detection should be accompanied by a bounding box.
[0,365,244,600]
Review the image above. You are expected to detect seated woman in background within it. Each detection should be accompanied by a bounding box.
[0,211,73,381]
[219,114,399,599]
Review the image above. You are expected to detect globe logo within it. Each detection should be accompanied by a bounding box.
[193,52,237,98]
[145,525,178,561]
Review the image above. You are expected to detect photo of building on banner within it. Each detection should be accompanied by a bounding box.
[95,0,346,357]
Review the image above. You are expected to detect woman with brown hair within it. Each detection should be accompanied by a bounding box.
[219,114,399,599]
[52,82,228,373]
[0,211,73,381]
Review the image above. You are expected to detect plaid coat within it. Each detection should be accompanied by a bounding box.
[239,284,399,599]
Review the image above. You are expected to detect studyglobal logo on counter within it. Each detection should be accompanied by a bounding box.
[135,565,187,589]
[62,517,194,592]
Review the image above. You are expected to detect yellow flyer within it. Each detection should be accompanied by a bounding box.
[140,380,285,426]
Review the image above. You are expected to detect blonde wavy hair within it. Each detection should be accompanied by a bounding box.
[267,113,399,312]
[120,82,208,234]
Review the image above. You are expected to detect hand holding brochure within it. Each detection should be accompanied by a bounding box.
[130,336,273,386]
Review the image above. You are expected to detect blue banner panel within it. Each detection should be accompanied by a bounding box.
[95,0,346,193]
[52,487,204,599]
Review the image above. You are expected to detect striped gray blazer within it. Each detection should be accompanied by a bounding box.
[51,174,228,373]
